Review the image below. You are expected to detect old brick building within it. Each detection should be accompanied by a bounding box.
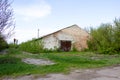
[39,24,90,51]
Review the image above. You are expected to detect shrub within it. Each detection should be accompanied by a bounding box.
[19,39,44,53]
[0,35,8,51]
[8,43,19,48]
[87,18,120,54]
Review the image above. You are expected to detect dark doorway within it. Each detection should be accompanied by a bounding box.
[60,40,71,51]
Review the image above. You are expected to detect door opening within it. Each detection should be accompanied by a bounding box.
[60,40,71,52]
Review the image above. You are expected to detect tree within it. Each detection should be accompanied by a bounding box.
[0,0,14,51]
[0,0,14,38]
[113,18,120,51]
[87,18,120,54]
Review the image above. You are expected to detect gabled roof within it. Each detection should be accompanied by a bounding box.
[38,24,81,39]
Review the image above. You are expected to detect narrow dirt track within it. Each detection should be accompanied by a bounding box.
[3,65,120,80]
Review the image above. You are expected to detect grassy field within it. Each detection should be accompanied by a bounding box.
[0,48,120,77]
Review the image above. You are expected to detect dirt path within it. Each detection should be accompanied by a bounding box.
[3,65,120,80]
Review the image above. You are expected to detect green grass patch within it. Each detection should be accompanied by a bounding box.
[0,49,120,77]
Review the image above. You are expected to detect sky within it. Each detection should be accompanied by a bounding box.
[8,0,120,43]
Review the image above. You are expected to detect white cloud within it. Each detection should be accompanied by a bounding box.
[14,0,51,20]
[10,0,53,43]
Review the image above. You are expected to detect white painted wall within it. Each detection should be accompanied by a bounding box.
[42,35,59,50]
[56,32,74,41]
[42,32,74,50]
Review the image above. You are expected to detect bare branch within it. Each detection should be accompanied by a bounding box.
[0,0,14,38]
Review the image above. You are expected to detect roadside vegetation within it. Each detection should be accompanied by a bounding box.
[0,48,120,77]
[0,36,8,51]
[87,18,120,54]
[19,39,44,53]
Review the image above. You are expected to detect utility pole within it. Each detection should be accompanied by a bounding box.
[38,29,39,38]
